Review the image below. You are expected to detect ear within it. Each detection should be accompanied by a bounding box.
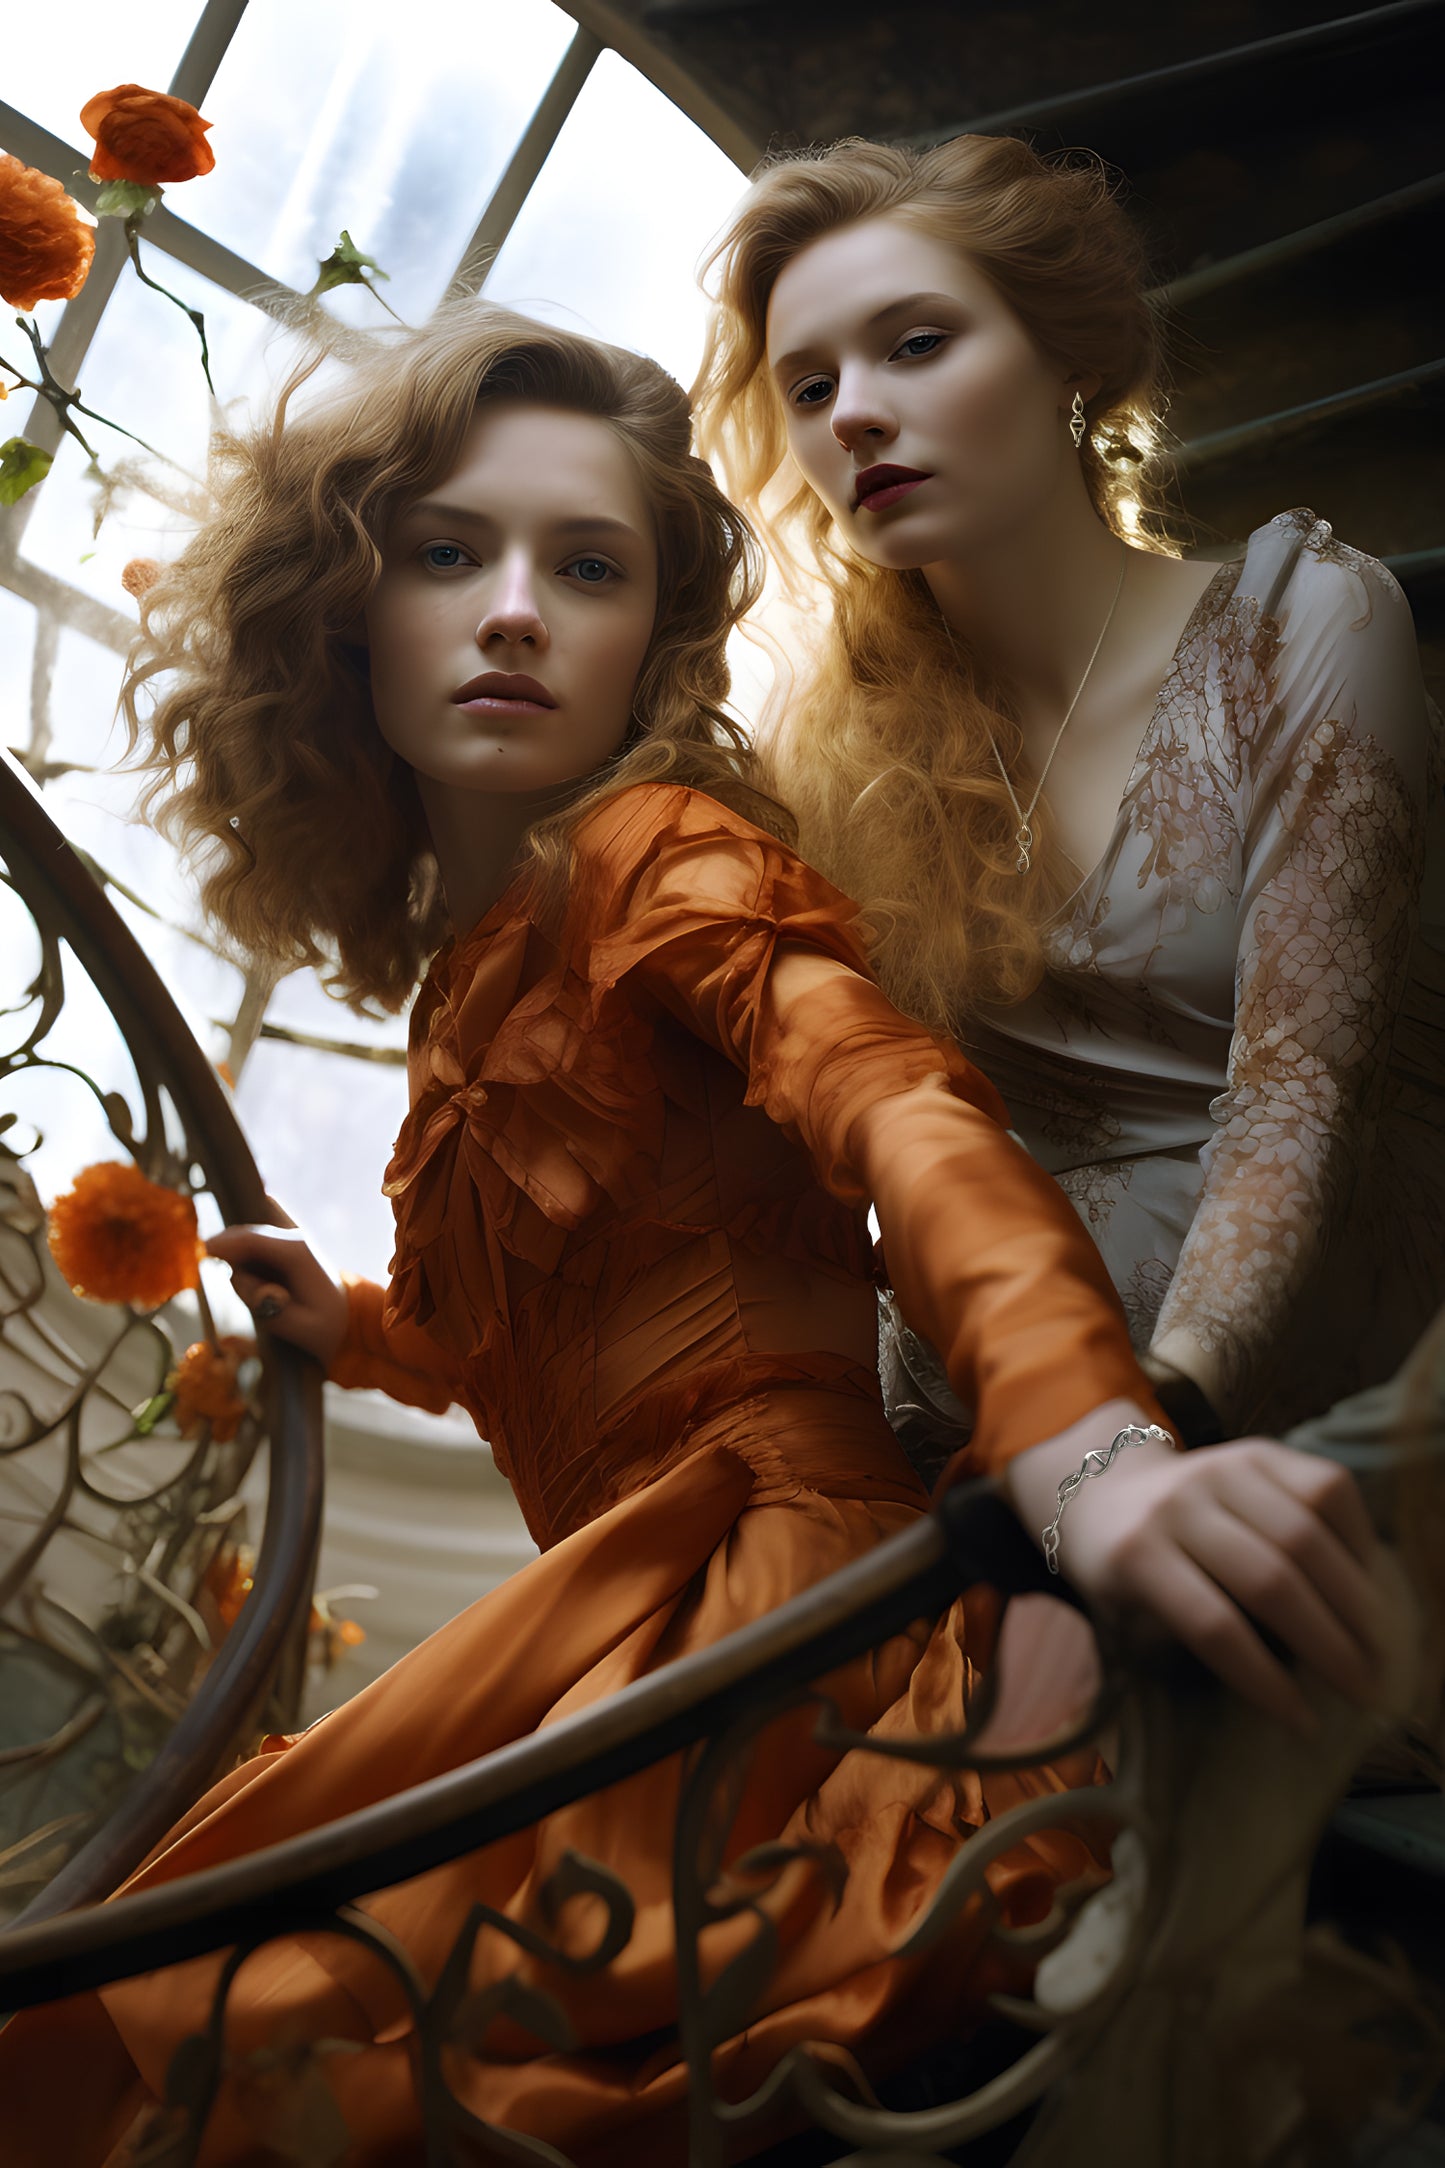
[1063,368,1103,408]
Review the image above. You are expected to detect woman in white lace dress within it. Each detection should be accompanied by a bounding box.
[695,133,1444,1447]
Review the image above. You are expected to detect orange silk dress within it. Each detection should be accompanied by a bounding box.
[0,784,1159,2168]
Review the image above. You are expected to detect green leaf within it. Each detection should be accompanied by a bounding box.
[130,1391,176,1438]
[0,437,52,505]
[93,179,160,222]
[312,230,390,295]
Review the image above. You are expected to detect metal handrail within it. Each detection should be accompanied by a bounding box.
[0,751,326,1921]
[0,1481,1088,2010]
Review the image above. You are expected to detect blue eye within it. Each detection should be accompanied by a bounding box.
[792,377,834,409]
[566,557,615,584]
[895,332,944,360]
[420,542,468,572]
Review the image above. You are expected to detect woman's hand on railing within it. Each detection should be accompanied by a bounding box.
[207,1225,348,1367]
[1001,1398,1396,1738]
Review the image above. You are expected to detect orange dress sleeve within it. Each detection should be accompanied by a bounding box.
[571,785,1167,1476]
[327,1273,461,1414]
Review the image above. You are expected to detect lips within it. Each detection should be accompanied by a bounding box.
[452,672,556,709]
[852,464,931,512]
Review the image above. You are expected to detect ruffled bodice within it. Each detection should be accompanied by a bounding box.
[334,783,1156,1544]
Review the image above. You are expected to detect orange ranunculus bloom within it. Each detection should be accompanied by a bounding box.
[80,84,215,186]
[0,153,97,312]
[168,1333,255,1443]
[47,1160,203,1308]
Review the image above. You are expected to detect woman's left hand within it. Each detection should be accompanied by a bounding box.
[1002,1399,1397,1736]
[206,1223,349,1366]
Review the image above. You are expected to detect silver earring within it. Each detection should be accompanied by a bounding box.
[1069,390,1086,450]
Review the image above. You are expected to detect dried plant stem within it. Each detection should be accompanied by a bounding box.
[123,218,214,394]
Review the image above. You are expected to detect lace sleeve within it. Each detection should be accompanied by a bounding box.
[1152,546,1436,1425]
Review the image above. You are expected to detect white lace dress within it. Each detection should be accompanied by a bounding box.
[917,509,1444,1437]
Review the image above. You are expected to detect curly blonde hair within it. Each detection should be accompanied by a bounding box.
[694,133,1174,1028]
[126,301,788,1010]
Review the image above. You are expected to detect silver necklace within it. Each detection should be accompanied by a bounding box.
[955,539,1128,875]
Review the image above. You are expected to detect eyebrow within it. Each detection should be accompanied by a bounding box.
[769,291,962,381]
[397,502,646,545]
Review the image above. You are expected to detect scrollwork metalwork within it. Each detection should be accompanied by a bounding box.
[0,753,323,1919]
[120,1851,637,2168]
[0,1127,1438,2167]
[668,1643,1144,2168]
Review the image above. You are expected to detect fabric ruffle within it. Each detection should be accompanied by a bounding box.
[382,788,963,1366]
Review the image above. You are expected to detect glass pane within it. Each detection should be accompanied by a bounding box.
[181,0,575,310]
[40,623,129,773]
[484,47,746,389]
[16,253,283,608]
[2,2,199,147]
[264,969,410,1058]
[0,588,37,752]
[44,737,246,1058]
[234,1037,409,1283]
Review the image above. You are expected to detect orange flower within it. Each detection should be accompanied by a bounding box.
[47,1160,202,1308]
[0,153,96,312]
[168,1333,254,1442]
[81,84,215,186]
[121,557,161,601]
[204,1540,255,1628]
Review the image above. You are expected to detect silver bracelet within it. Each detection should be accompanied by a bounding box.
[1043,1423,1174,1575]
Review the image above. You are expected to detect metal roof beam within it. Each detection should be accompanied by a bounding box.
[450,26,604,296]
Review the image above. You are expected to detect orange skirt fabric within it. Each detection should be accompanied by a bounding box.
[0,1392,1105,2168]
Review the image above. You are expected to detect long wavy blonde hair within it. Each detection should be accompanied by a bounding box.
[126,302,788,1010]
[694,133,1173,1028]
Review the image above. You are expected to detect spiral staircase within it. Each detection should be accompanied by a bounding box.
[2,3,1444,2159]
[2,680,1443,2164]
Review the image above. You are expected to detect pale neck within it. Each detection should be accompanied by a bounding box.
[417,779,553,938]
[924,491,1129,711]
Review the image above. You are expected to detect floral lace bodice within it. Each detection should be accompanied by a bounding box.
[963,509,1444,1427]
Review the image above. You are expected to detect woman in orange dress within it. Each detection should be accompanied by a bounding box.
[0,304,1389,2167]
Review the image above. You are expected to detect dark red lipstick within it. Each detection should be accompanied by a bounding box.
[853,465,931,513]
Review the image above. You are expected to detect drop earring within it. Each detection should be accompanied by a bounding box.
[1069,390,1087,450]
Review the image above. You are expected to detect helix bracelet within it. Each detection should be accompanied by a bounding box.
[1043,1422,1175,1575]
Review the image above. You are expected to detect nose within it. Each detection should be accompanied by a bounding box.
[829,365,896,456]
[475,549,548,652]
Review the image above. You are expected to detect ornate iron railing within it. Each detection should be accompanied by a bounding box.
[0,1310,1440,2165]
[0,749,324,1925]
[2,750,1441,2163]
